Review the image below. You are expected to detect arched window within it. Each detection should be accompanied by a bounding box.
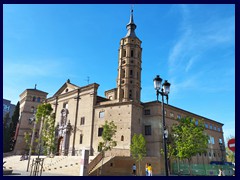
[32,96,36,101]
[121,135,124,141]
[37,97,41,102]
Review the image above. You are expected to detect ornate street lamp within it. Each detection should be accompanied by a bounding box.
[153,75,171,176]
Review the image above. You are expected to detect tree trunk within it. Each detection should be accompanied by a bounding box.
[138,161,142,176]
[188,158,192,175]
[99,151,105,176]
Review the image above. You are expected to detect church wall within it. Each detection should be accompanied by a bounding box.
[92,103,133,156]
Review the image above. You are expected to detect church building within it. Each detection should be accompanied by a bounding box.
[14,10,225,175]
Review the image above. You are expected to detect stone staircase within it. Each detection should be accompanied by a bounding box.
[3,155,81,176]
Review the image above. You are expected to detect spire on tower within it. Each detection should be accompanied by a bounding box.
[125,8,137,38]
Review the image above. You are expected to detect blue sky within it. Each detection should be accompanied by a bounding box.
[3,4,235,142]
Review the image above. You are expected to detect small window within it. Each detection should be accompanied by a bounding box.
[99,111,104,118]
[164,110,167,116]
[219,138,223,144]
[98,127,103,136]
[177,114,181,119]
[32,96,36,102]
[121,135,124,141]
[195,119,198,126]
[80,117,85,125]
[80,134,83,144]
[63,102,68,109]
[209,136,215,144]
[129,90,132,99]
[130,70,133,76]
[217,127,221,132]
[144,109,151,115]
[209,152,211,157]
[145,125,151,136]
[65,88,68,93]
[37,97,41,102]
[213,126,217,130]
[205,123,208,128]
[123,49,126,57]
[209,124,213,129]
[131,50,134,57]
[170,112,174,118]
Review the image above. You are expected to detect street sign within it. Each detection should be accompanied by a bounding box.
[228,138,235,152]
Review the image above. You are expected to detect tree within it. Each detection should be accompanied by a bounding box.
[98,120,117,175]
[41,113,56,155]
[35,103,54,156]
[9,101,20,150]
[171,117,209,175]
[130,133,147,176]
[3,113,11,152]
[160,133,177,174]
[226,135,235,163]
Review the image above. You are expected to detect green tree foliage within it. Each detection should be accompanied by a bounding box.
[160,133,177,174]
[42,113,56,155]
[9,101,20,150]
[3,113,11,152]
[130,133,147,176]
[3,102,20,152]
[226,135,235,163]
[171,117,209,175]
[98,120,117,175]
[35,103,54,156]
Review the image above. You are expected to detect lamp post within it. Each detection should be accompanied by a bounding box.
[153,75,171,176]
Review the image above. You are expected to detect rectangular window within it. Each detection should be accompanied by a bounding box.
[164,110,167,116]
[170,112,174,118]
[144,109,151,115]
[209,124,213,129]
[79,134,83,144]
[130,70,133,76]
[195,119,198,126]
[213,126,217,130]
[205,123,208,128]
[123,49,126,57]
[177,114,181,119]
[98,127,103,136]
[80,117,85,125]
[145,125,151,136]
[217,127,221,132]
[209,136,215,144]
[63,102,68,109]
[99,111,104,118]
[131,50,134,57]
[219,138,223,144]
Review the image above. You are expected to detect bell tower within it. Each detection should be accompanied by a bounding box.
[117,9,142,103]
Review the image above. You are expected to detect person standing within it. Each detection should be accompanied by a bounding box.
[145,163,149,176]
[148,164,153,176]
[132,163,137,176]
[218,168,225,176]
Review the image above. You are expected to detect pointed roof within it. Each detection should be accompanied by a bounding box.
[53,79,80,97]
[125,9,137,38]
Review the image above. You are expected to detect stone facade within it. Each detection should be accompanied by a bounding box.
[14,88,48,155]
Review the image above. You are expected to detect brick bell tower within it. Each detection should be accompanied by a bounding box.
[117,9,142,103]
[14,85,48,155]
